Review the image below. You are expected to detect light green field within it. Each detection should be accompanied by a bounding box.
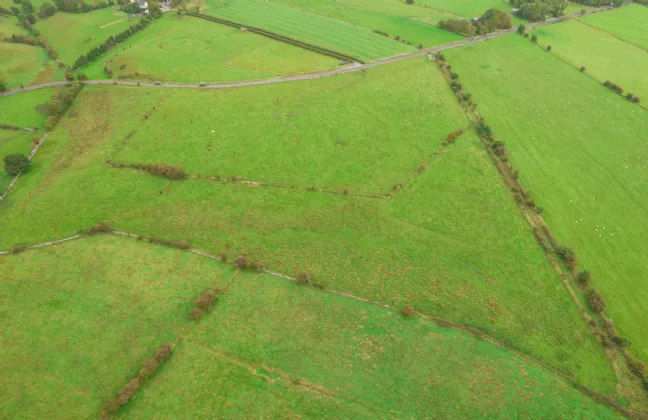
[0,59,616,395]
[121,270,619,419]
[0,88,54,129]
[533,20,648,101]
[81,14,338,82]
[114,58,468,194]
[445,34,648,365]
[202,0,415,61]
[581,4,648,50]
[0,234,241,418]
[33,9,136,65]
[0,130,35,191]
[269,0,465,48]
[414,0,525,25]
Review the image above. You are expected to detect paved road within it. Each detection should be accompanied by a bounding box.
[0,6,612,98]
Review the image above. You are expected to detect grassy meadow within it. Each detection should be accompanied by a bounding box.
[114,57,468,194]
[33,9,137,65]
[0,130,35,191]
[0,87,54,129]
[533,20,648,100]
[0,234,241,418]
[120,273,620,419]
[445,34,648,365]
[0,58,617,394]
[580,4,648,50]
[81,14,339,82]
[203,0,415,61]
[268,0,465,48]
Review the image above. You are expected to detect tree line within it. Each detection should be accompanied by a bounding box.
[439,8,512,36]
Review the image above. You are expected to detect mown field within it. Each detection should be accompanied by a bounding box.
[113,58,467,194]
[445,34,648,366]
[0,235,619,418]
[33,8,137,65]
[0,87,54,129]
[532,20,648,101]
[0,58,617,396]
[81,14,339,82]
[0,234,241,418]
[202,0,415,61]
[580,4,648,50]
[269,0,464,48]
[0,16,64,88]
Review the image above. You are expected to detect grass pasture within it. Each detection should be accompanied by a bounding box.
[0,234,240,419]
[0,130,35,191]
[81,14,339,82]
[533,20,648,100]
[33,9,136,65]
[268,0,465,48]
[0,87,54,129]
[0,58,617,394]
[113,57,467,194]
[121,273,620,419]
[203,0,415,61]
[445,34,648,365]
[580,4,648,50]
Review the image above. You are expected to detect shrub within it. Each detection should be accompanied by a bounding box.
[557,245,575,264]
[439,18,476,36]
[462,92,472,101]
[576,270,590,286]
[30,135,40,149]
[476,122,492,137]
[219,252,228,262]
[189,307,203,320]
[144,163,188,179]
[10,245,28,254]
[450,72,459,79]
[64,71,74,81]
[296,271,311,284]
[250,260,265,271]
[628,358,646,378]
[154,343,173,363]
[401,304,416,317]
[523,32,529,38]
[546,45,552,51]
[87,221,113,235]
[612,335,631,347]
[517,24,525,34]
[580,66,585,72]
[3,154,29,175]
[116,378,139,405]
[138,357,159,379]
[626,93,635,101]
[531,34,537,43]
[76,72,88,81]
[586,288,605,313]
[474,8,512,35]
[195,289,218,310]
[233,255,248,270]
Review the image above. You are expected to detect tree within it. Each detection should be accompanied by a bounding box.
[0,78,6,92]
[517,24,525,34]
[3,154,30,175]
[38,2,56,18]
[531,34,537,43]
[21,0,33,13]
[64,71,74,81]
[148,0,161,17]
[546,45,552,51]
[76,72,88,80]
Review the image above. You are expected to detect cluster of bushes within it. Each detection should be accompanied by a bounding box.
[142,236,190,249]
[189,286,223,320]
[3,154,30,176]
[73,17,154,70]
[112,162,189,179]
[228,254,265,271]
[188,12,361,64]
[512,0,568,21]
[570,0,611,6]
[54,0,114,13]
[603,81,641,103]
[442,129,465,147]
[86,221,113,235]
[102,343,173,417]
[401,304,416,317]
[9,245,29,254]
[440,8,511,36]
[0,123,26,130]
[45,81,83,130]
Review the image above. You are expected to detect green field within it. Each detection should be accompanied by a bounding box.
[113,58,468,194]
[0,88,54,129]
[33,9,137,65]
[0,234,241,418]
[0,235,619,418]
[268,0,465,48]
[533,20,648,101]
[580,4,648,50]
[0,58,617,395]
[0,130,35,191]
[81,14,339,82]
[445,34,648,365]
[203,0,415,61]
[121,267,619,419]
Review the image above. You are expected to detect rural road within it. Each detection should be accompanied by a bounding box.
[0,6,612,98]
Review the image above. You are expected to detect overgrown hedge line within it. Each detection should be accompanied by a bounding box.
[45,81,83,130]
[4,33,64,67]
[189,285,223,320]
[187,12,362,63]
[101,343,173,418]
[110,162,189,180]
